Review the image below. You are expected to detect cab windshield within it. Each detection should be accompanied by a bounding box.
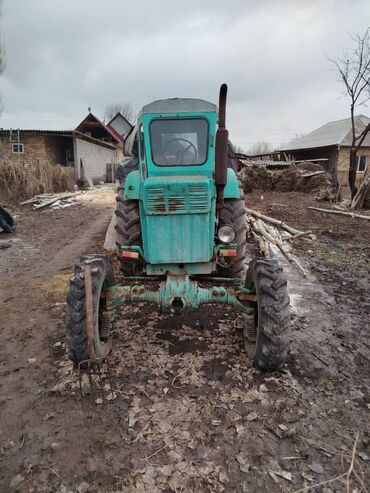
[150,118,208,166]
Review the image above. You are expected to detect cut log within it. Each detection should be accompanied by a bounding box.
[301,170,325,178]
[286,230,313,241]
[248,215,308,276]
[308,206,370,220]
[246,208,303,235]
[33,193,79,210]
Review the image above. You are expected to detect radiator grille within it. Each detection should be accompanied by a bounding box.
[145,182,210,215]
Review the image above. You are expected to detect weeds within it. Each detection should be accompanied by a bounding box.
[0,160,74,203]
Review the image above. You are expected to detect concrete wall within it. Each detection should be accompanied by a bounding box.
[74,137,118,183]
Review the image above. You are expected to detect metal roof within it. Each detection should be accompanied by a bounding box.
[281,115,370,151]
[140,98,217,115]
[0,129,72,134]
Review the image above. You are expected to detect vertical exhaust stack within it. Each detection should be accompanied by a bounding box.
[215,83,229,210]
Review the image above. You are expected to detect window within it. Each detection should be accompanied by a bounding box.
[356,155,367,172]
[138,125,145,161]
[150,118,208,166]
[12,143,24,153]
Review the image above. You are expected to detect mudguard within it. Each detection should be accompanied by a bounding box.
[124,171,141,200]
[224,168,241,199]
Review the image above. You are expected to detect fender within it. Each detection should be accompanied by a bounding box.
[224,168,240,199]
[124,170,141,200]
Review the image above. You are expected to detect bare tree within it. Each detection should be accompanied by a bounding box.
[247,141,274,156]
[329,28,370,199]
[233,145,246,154]
[0,0,6,115]
[105,102,134,124]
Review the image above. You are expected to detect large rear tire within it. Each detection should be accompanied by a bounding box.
[65,255,114,365]
[217,183,247,279]
[114,192,144,276]
[243,258,290,370]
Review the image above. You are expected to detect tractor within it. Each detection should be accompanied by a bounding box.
[65,84,290,371]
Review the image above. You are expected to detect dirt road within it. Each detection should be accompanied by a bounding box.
[0,190,369,492]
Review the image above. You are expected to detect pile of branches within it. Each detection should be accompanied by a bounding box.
[239,162,336,201]
[246,209,314,276]
[0,160,74,204]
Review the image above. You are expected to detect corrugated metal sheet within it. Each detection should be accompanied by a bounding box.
[281,115,370,151]
[0,129,72,134]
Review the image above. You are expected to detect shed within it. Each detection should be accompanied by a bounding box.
[280,115,370,188]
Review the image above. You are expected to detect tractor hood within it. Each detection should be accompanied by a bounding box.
[140,176,215,265]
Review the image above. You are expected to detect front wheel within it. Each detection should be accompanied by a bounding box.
[243,258,290,370]
[65,255,114,365]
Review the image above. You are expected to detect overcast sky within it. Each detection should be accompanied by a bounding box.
[1,0,369,150]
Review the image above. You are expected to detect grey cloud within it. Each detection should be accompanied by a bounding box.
[1,0,369,148]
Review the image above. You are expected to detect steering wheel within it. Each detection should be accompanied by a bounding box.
[162,138,197,165]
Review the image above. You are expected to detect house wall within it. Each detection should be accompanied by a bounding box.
[44,136,74,166]
[337,146,370,187]
[0,133,73,166]
[1,133,48,165]
[73,137,118,183]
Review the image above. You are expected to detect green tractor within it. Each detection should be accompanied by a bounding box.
[65,84,290,370]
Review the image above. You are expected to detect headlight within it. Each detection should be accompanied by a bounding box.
[218,225,236,244]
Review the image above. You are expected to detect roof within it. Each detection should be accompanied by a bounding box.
[0,129,73,135]
[73,131,117,149]
[107,111,132,129]
[75,113,124,145]
[140,98,217,115]
[106,123,124,143]
[0,128,117,149]
[281,115,370,151]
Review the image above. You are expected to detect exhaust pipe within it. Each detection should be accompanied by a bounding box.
[215,83,229,210]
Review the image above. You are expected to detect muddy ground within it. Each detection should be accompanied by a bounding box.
[0,189,369,493]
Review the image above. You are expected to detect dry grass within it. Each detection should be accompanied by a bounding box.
[0,160,74,203]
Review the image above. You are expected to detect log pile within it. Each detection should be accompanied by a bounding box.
[246,209,312,277]
[21,192,81,210]
[351,170,370,210]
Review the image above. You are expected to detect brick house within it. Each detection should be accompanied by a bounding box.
[0,129,75,166]
[280,115,370,189]
[0,111,132,184]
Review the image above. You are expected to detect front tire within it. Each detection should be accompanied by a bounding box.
[217,183,247,279]
[243,258,290,370]
[115,192,144,276]
[65,255,114,365]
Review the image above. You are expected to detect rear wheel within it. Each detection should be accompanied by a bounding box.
[243,258,290,370]
[115,192,144,276]
[217,182,247,279]
[65,255,114,365]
